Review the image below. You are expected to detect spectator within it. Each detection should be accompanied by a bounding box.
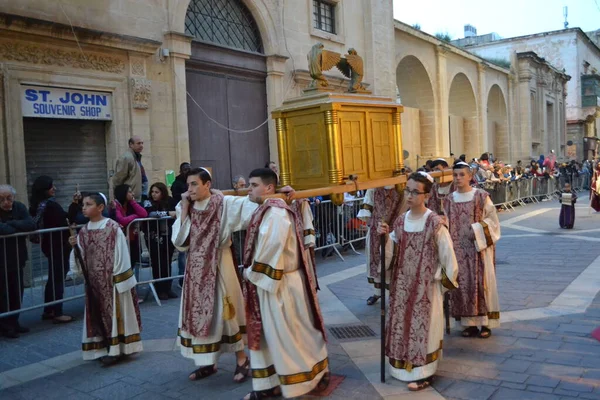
[112,184,148,280]
[264,161,279,175]
[515,160,524,177]
[171,162,191,203]
[479,153,490,168]
[0,185,36,338]
[459,154,466,163]
[113,136,147,202]
[232,175,246,190]
[29,176,74,324]
[143,183,177,301]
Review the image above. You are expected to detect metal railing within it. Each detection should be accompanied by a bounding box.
[0,174,588,318]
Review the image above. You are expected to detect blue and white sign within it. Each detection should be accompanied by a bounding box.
[21,85,113,120]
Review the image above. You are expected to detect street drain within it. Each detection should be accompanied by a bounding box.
[329,325,377,340]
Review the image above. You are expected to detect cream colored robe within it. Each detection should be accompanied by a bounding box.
[172,196,257,366]
[388,210,459,382]
[245,202,329,398]
[70,218,143,360]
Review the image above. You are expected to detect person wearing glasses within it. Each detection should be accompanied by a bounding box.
[443,162,501,339]
[377,172,458,391]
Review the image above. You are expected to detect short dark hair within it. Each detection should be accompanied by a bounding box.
[408,172,433,193]
[83,192,106,207]
[459,154,466,162]
[249,168,278,187]
[187,168,211,184]
[179,162,191,172]
[128,138,134,145]
[431,159,449,169]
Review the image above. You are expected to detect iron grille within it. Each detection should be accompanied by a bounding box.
[185,0,263,53]
[313,0,336,34]
[329,325,376,340]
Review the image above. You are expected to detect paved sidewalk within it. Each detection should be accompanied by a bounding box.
[2,195,600,399]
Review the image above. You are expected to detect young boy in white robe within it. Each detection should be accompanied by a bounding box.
[378,172,459,391]
[241,168,329,400]
[171,167,257,383]
[444,162,501,338]
[68,193,142,366]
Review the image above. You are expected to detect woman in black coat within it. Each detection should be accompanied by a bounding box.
[143,182,177,300]
[29,176,74,323]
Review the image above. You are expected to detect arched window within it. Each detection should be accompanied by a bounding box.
[185,0,263,53]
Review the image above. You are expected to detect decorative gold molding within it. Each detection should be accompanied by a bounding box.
[130,77,151,109]
[0,40,125,73]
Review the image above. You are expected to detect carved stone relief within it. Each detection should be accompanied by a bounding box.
[130,57,146,77]
[130,77,151,109]
[0,40,125,73]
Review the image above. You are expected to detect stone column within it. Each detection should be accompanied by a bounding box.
[436,45,450,156]
[362,0,395,98]
[507,74,516,162]
[163,32,192,167]
[265,54,289,165]
[478,63,488,157]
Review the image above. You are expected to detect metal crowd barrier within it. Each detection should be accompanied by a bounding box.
[0,176,589,318]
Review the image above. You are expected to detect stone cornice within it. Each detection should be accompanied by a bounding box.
[0,12,161,55]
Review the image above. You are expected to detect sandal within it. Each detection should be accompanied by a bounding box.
[99,356,121,367]
[233,357,250,383]
[189,364,217,381]
[461,326,479,337]
[407,377,432,391]
[308,372,330,395]
[241,386,281,400]
[479,327,492,339]
[366,295,381,306]
[53,315,74,324]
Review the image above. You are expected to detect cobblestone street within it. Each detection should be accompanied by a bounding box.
[2,196,600,399]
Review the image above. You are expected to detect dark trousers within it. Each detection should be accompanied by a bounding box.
[0,265,24,329]
[148,233,175,294]
[43,249,69,316]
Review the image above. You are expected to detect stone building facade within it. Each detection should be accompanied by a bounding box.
[0,0,396,202]
[456,28,600,161]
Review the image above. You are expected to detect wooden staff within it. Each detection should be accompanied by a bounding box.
[67,220,109,345]
[380,227,386,383]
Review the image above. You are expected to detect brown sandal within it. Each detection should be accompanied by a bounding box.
[233,357,250,383]
[189,364,217,381]
[407,377,432,391]
[308,372,330,395]
[461,326,479,337]
[479,327,492,339]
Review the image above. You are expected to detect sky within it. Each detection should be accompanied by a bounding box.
[392,0,600,40]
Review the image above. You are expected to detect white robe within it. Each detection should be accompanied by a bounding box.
[245,202,328,398]
[171,196,257,366]
[451,190,501,329]
[389,210,459,382]
[69,218,143,360]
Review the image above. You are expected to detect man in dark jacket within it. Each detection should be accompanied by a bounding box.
[171,162,191,203]
[0,184,36,338]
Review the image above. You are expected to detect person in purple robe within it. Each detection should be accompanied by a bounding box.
[559,183,577,229]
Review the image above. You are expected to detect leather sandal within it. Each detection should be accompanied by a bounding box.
[366,295,381,306]
[407,377,433,391]
[241,386,282,400]
[461,326,479,337]
[479,327,492,339]
[233,357,250,383]
[308,372,330,395]
[189,364,217,381]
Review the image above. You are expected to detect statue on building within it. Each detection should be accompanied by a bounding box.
[307,43,367,93]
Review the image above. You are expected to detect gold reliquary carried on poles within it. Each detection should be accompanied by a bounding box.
[271,44,407,204]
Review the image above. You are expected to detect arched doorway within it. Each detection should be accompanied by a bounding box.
[396,56,435,165]
[487,85,509,162]
[185,0,269,189]
[448,73,478,160]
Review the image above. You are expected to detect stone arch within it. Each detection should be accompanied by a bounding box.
[487,84,509,162]
[171,0,279,54]
[448,72,478,160]
[396,55,436,165]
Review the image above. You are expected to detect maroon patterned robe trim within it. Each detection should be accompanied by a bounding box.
[181,193,224,338]
[386,213,444,367]
[444,189,488,318]
[368,188,403,279]
[242,199,326,351]
[79,219,141,338]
